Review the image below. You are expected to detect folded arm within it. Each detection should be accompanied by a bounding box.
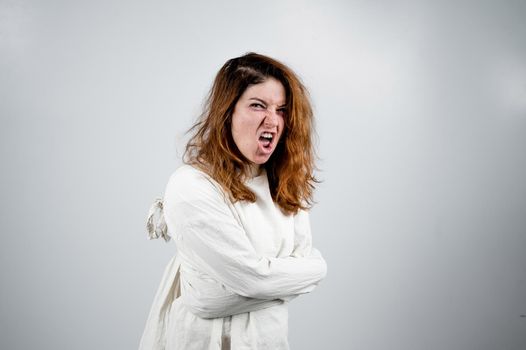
[163,167,327,307]
[179,264,287,318]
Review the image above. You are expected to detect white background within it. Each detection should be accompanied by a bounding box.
[1,0,525,349]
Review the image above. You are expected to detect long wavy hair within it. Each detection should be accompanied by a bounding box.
[183,52,318,215]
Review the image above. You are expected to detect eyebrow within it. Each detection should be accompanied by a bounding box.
[248,97,287,108]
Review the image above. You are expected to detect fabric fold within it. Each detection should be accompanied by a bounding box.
[138,254,182,350]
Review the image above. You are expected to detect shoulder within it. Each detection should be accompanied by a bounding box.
[167,164,213,187]
[165,164,226,202]
[294,207,310,222]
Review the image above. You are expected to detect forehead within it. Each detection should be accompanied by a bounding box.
[240,78,286,105]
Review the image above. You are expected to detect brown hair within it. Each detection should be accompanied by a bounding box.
[183,52,319,215]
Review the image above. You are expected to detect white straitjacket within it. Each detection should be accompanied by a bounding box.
[139,164,328,350]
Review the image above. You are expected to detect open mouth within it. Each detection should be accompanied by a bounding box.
[258,131,275,152]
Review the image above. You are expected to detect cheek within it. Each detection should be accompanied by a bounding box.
[232,119,257,147]
[234,111,256,128]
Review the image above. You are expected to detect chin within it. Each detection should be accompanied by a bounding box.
[252,156,270,165]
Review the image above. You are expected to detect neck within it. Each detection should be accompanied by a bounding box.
[247,163,262,178]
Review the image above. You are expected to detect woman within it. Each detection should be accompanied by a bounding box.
[139,52,327,350]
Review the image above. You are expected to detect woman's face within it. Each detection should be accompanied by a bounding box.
[231,78,286,165]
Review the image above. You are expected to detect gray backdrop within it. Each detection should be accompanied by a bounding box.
[1,0,525,349]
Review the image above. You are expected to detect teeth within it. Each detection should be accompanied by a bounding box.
[261,132,273,139]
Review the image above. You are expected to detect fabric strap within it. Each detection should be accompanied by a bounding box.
[146,197,171,242]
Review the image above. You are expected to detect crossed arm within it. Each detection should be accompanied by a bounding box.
[163,168,327,319]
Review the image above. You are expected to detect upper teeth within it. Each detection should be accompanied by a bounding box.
[261,132,273,139]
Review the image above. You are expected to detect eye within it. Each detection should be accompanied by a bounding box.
[250,103,266,109]
[276,108,286,116]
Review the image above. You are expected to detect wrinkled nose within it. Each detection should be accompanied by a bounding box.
[264,110,279,128]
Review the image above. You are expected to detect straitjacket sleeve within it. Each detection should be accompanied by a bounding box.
[163,168,327,301]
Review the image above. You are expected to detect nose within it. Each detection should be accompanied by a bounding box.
[263,109,279,127]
